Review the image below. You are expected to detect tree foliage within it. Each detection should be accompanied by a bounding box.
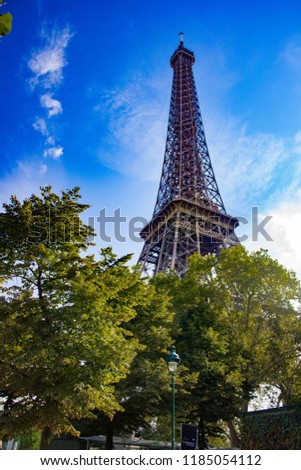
[0,187,146,448]
[153,269,240,448]
[76,276,192,449]
[1,187,300,450]
[204,246,301,408]
[154,246,301,448]
[75,273,200,449]
[0,1,12,37]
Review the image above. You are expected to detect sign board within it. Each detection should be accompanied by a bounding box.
[180,423,198,450]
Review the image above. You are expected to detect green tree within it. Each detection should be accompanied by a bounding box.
[206,246,301,409]
[0,187,144,448]
[103,279,180,448]
[76,275,198,449]
[76,277,189,449]
[18,430,41,450]
[0,1,12,37]
[155,246,301,448]
[153,270,240,449]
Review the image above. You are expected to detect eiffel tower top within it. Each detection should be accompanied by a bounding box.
[153,34,227,216]
[170,32,195,66]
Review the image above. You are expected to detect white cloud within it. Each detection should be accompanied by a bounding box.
[46,136,55,145]
[33,117,48,136]
[0,159,67,211]
[243,190,301,280]
[28,26,73,89]
[279,35,301,73]
[28,26,72,162]
[39,163,47,175]
[205,117,292,213]
[44,146,64,160]
[33,117,58,147]
[40,93,63,116]
[95,77,170,182]
[96,78,298,216]
[194,43,241,101]
[0,160,47,199]
[206,122,301,279]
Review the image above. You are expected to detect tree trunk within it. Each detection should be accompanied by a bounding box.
[241,399,248,413]
[226,421,241,448]
[198,417,207,450]
[105,420,114,450]
[40,426,52,450]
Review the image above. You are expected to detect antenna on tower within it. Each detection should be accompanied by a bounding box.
[179,32,184,46]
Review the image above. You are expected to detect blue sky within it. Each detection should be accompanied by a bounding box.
[2,0,301,277]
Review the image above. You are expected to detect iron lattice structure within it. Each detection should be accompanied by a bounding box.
[138,36,239,276]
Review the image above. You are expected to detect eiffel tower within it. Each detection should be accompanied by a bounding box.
[138,34,239,276]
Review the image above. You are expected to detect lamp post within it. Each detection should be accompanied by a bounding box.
[166,345,180,450]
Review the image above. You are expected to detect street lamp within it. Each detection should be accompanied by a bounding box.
[166,345,180,450]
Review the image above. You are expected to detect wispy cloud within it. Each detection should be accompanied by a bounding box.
[207,118,301,278]
[0,158,64,206]
[278,35,301,98]
[32,117,62,159]
[28,25,73,163]
[40,93,63,117]
[94,74,170,182]
[244,188,301,279]
[279,35,301,74]
[94,76,298,214]
[33,117,48,136]
[92,46,241,183]
[43,146,64,160]
[205,117,292,212]
[28,26,73,89]
[39,163,47,175]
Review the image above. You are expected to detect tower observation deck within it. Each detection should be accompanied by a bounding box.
[138,35,239,276]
